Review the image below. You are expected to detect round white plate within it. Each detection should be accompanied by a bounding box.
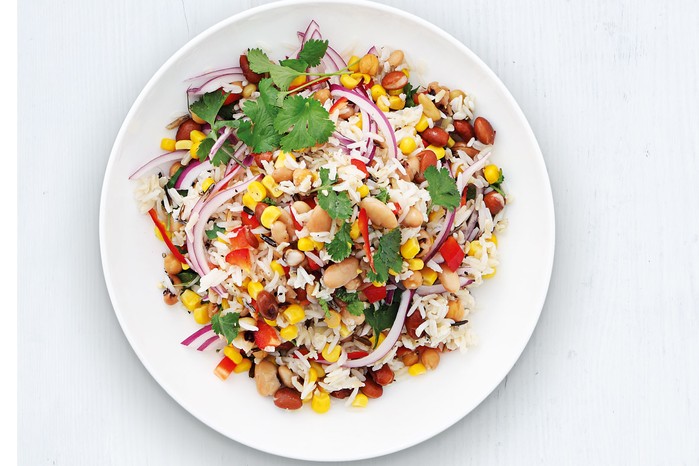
[100,0,554,461]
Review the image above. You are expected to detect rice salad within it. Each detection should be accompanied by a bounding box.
[130,21,507,412]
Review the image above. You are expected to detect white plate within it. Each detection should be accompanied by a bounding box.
[100,0,555,461]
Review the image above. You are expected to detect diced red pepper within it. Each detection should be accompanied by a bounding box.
[254,319,281,349]
[228,226,258,249]
[306,255,321,271]
[358,208,375,273]
[439,236,465,272]
[329,97,348,114]
[351,159,368,177]
[241,211,260,228]
[363,284,386,304]
[147,208,187,264]
[391,203,402,217]
[347,351,369,360]
[289,208,303,231]
[221,89,242,106]
[213,356,237,381]
[225,249,251,271]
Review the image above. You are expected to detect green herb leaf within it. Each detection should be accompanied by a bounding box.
[327,222,353,262]
[366,228,402,284]
[465,184,477,201]
[246,48,275,74]
[317,168,353,220]
[210,141,235,167]
[189,91,227,126]
[364,290,403,347]
[375,187,390,203]
[319,299,331,317]
[211,312,241,344]
[166,166,185,189]
[195,137,214,163]
[403,83,419,108]
[424,165,460,210]
[298,39,328,68]
[261,197,277,206]
[274,95,334,151]
[237,79,282,152]
[205,224,225,240]
[488,169,506,196]
[269,66,302,91]
[334,288,365,316]
[279,58,309,73]
[176,269,200,287]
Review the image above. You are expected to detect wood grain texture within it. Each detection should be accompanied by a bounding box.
[18,0,699,464]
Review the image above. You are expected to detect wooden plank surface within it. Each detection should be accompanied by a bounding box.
[18,0,699,464]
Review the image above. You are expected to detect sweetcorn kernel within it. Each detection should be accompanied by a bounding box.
[280,325,298,341]
[223,346,243,364]
[351,393,368,408]
[408,363,427,376]
[426,144,446,159]
[233,358,251,373]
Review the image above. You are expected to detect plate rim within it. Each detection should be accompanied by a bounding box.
[99,0,556,461]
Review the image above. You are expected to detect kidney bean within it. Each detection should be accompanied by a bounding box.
[273,387,303,410]
[360,376,384,398]
[372,365,395,386]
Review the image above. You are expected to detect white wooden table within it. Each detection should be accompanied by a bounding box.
[18,0,699,464]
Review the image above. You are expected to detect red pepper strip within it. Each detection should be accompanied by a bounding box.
[148,208,187,263]
[358,208,375,273]
[439,236,465,272]
[351,159,369,177]
[329,96,348,114]
[347,351,369,360]
[289,208,303,231]
[213,356,237,381]
[363,284,386,304]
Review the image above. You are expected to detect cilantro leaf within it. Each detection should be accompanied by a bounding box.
[176,269,199,287]
[261,197,277,206]
[424,165,460,210]
[279,58,309,73]
[274,95,334,151]
[319,299,331,317]
[195,137,214,162]
[334,288,365,316]
[205,224,225,240]
[298,39,328,68]
[211,142,236,167]
[376,187,390,203]
[246,48,275,74]
[403,83,419,108]
[489,169,506,196]
[237,80,282,152]
[269,66,302,91]
[189,91,227,126]
[465,184,477,201]
[211,312,240,344]
[366,228,402,284]
[317,168,353,220]
[327,222,353,262]
[364,290,403,347]
[166,166,184,189]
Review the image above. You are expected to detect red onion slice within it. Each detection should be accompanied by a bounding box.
[343,290,414,368]
[174,159,213,189]
[305,251,324,267]
[423,209,456,263]
[187,72,245,96]
[128,151,185,180]
[209,127,233,160]
[456,151,493,193]
[196,334,222,351]
[329,84,398,159]
[180,324,213,346]
[416,277,472,296]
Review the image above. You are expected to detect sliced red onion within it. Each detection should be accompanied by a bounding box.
[366,45,378,55]
[456,151,493,193]
[225,146,251,175]
[343,290,414,368]
[305,251,324,267]
[325,45,347,69]
[329,84,397,159]
[128,151,184,180]
[423,209,456,263]
[180,324,213,346]
[197,334,222,351]
[416,278,472,296]
[187,72,245,95]
[186,67,242,82]
[209,126,233,160]
[332,131,354,146]
[366,118,377,160]
[175,159,213,189]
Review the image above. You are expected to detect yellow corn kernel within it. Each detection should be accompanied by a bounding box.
[262,175,283,198]
[422,268,438,286]
[372,281,385,287]
[180,289,202,311]
[468,241,483,258]
[314,240,325,251]
[233,358,251,373]
[351,72,371,84]
[427,144,446,159]
[221,299,230,310]
[280,325,298,341]
[447,137,456,148]
[289,74,306,89]
[201,177,214,192]
[264,318,277,327]
[223,346,243,364]
[484,164,501,184]
[370,84,387,101]
[311,390,330,414]
[283,304,305,325]
[352,392,368,408]
[274,151,295,169]
[354,112,363,130]
[350,220,360,240]
[402,68,410,78]
[193,305,210,324]
[246,181,267,202]
[242,277,251,288]
[388,95,405,110]
[408,258,424,271]
[308,367,318,383]
[340,73,361,90]
[310,361,325,378]
[399,137,416,155]
[489,234,498,246]
[339,323,351,338]
[482,268,497,279]
[160,138,176,151]
[321,344,342,363]
[242,192,258,211]
[409,363,427,376]
[174,139,193,151]
[260,205,282,229]
[297,237,315,252]
[189,130,206,143]
[182,263,189,270]
[429,207,445,223]
[247,281,264,300]
[400,237,420,259]
[387,89,402,96]
[377,96,390,112]
[357,184,370,198]
[389,269,399,276]
[348,55,360,72]
[189,141,199,159]
[325,310,341,329]
[270,260,285,276]
[415,114,430,132]
[369,332,386,348]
